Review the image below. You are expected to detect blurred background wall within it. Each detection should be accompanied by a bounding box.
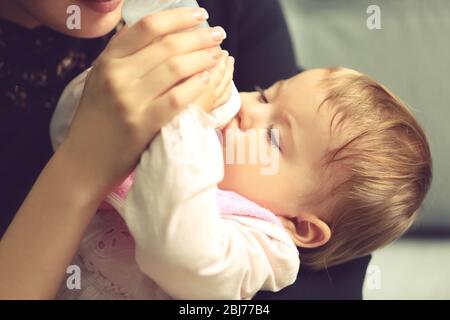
[279,0,450,299]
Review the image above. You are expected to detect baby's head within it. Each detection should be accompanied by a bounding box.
[219,67,432,270]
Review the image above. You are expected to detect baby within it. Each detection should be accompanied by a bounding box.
[53,67,432,300]
[220,67,432,270]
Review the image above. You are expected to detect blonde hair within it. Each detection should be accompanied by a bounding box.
[299,68,432,271]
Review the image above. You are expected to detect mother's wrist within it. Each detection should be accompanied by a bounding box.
[53,142,112,212]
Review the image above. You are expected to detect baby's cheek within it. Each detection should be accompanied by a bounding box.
[221,163,247,194]
[221,130,249,165]
[241,130,276,166]
[220,129,281,190]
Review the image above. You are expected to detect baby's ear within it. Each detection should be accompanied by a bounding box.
[278,215,331,248]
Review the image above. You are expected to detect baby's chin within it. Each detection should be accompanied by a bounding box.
[220,115,239,131]
[217,116,241,154]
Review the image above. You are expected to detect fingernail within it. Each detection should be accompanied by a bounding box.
[209,46,222,59]
[211,26,226,42]
[201,71,210,84]
[194,8,208,21]
[222,50,229,57]
[230,56,235,64]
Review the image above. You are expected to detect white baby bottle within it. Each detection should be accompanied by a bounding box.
[122,0,209,28]
[121,0,241,129]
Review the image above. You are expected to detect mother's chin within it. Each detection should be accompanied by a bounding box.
[2,0,124,39]
[65,0,124,38]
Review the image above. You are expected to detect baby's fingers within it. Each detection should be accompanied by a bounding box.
[208,50,230,87]
[190,51,232,113]
[214,84,233,108]
[213,56,235,107]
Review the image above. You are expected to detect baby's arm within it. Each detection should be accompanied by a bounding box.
[120,107,299,300]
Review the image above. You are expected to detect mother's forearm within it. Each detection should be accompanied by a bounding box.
[0,144,107,299]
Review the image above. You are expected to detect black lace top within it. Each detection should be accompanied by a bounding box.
[0,17,113,233]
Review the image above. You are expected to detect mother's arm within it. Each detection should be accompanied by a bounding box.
[0,7,224,299]
[0,144,107,299]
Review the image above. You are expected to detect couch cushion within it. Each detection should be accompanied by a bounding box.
[280,0,450,231]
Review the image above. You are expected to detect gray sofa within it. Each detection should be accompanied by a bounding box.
[280,0,450,232]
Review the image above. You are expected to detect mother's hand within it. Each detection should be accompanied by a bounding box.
[63,7,227,191]
[192,50,235,112]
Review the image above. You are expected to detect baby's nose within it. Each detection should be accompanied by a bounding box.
[238,107,252,131]
[238,103,269,131]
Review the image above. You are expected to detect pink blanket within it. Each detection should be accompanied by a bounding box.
[100,173,282,228]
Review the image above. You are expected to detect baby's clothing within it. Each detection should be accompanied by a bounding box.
[52,69,300,300]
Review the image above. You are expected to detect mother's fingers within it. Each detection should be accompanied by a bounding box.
[121,26,227,78]
[207,52,234,104]
[144,72,211,134]
[214,57,235,107]
[105,7,209,58]
[188,52,233,113]
[209,51,231,89]
[217,56,235,93]
[134,48,225,103]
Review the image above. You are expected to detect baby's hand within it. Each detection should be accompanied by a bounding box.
[192,50,235,113]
